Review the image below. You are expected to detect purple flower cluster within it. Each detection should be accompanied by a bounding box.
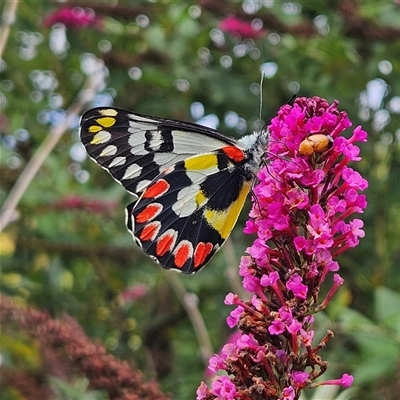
[44,7,103,29]
[219,16,267,39]
[197,97,368,400]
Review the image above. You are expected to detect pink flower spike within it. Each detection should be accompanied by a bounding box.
[208,354,225,373]
[299,329,315,347]
[224,292,239,305]
[236,334,259,350]
[199,96,367,400]
[119,284,148,304]
[350,125,368,143]
[317,274,344,310]
[211,376,237,399]
[260,271,286,304]
[349,219,365,239]
[260,271,279,287]
[312,373,354,388]
[287,318,302,334]
[286,274,308,299]
[292,371,309,386]
[219,16,266,39]
[281,386,295,400]
[43,6,103,29]
[227,306,244,328]
[196,381,208,400]
[251,294,264,311]
[268,319,285,335]
[340,373,354,387]
[342,167,369,190]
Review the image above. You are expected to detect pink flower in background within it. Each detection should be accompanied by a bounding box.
[198,97,368,399]
[44,7,103,29]
[54,195,117,214]
[120,284,149,304]
[219,16,266,39]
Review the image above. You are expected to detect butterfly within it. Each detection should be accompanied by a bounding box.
[80,107,267,274]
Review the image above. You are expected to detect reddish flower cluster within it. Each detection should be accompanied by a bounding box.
[0,295,170,400]
[54,195,118,214]
[219,16,266,39]
[120,284,149,304]
[198,97,368,400]
[43,7,103,29]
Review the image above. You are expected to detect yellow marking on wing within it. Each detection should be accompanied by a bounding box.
[99,109,118,117]
[184,154,218,171]
[88,125,103,133]
[204,181,251,239]
[195,190,207,207]
[96,117,116,128]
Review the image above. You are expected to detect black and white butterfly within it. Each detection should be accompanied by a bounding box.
[80,107,267,273]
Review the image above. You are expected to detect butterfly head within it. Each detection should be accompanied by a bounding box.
[239,129,269,176]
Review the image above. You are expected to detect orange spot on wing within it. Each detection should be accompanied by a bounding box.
[136,204,162,223]
[221,146,245,162]
[174,241,193,268]
[139,221,161,241]
[156,230,177,257]
[193,242,213,269]
[143,179,170,199]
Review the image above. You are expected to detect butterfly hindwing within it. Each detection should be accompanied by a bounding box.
[80,107,266,273]
[126,150,253,273]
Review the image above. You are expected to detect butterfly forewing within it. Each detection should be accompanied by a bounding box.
[80,107,265,273]
[80,107,240,195]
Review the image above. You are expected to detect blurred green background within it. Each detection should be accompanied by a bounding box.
[1,1,400,399]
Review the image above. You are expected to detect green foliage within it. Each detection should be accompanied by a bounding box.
[50,378,107,400]
[1,1,400,399]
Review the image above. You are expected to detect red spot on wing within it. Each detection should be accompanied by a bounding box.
[221,145,245,162]
[139,221,161,242]
[143,179,170,199]
[136,203,163,223]
[174,241,193,268]
[193,242,214,269]
[156,229,177,257]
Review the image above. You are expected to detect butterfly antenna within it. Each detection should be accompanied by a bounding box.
[259,71,265,121]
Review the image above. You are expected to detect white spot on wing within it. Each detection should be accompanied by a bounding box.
[148,131,164,151]
[122,163,142,180]
[172,184,203,217]
[128,114,159,124]
[128,129,148,155]
[100,145,117,157]
[91,130,111,144]
[171,130,230,153]
[136,179,152,192]
[185,167,219,183]
[154,153,180,171]
[108,156,126,168]
[100,109,118,117]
